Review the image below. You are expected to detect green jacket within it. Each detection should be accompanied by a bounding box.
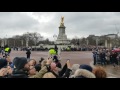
[5,47,10,52]
[31,66,48,78]
[49,49,56,55]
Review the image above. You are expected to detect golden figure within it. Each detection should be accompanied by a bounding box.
[60,16,64,25]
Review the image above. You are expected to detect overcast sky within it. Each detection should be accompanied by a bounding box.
[0,12,120,41]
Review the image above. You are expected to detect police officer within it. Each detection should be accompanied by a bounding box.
[54,45,58,55]
[48,48,57,58]
[4,45,11,58]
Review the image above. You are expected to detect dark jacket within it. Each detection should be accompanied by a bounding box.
[9,57,28,78]
[13,57,28,70]
[53,55,62,68]
[9,69,28,78]
[26,50,31,58]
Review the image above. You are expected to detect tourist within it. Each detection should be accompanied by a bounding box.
[70,64,80,76]
[48,48,57,58]
[72,69,96,78]
[10,57,30,78]
[0,56,12,69]
[70,64,95,78]
[28,66,37,78]
[106,50,110,64]
[92,50,97,65]
[111,51,118,67]
[43,72,56,78]
[28,59,37,66]
[54,45,58,55]
[31,59,72,78]
[53,55,62,69]
[93,66,107,78]
[26,49,31,61]
[34,58,44,72]
[99,51,106,65]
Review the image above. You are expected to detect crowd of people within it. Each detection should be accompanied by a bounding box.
[0,45,111,78]
[0,55,109,78]
[92,48,120,67]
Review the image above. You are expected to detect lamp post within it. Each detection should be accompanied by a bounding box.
[96,39,98,49]
[14,39,15,47]
[53,34,57,45]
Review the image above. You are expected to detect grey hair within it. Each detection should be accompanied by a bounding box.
[71,64,80,75]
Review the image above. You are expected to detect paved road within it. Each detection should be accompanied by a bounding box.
[6,51,93,66]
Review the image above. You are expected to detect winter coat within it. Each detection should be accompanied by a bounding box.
[9,57,28,78]
[26,50,31,58]
[71,69,96,78]
[31,65,48,78]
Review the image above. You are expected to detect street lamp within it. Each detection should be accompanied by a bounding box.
[53,34,57,44]
[96,38,98,47]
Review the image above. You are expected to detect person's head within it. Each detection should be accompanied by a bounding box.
[53,55,59,62]
[0,58,7,69]
[13,57,30,71]
[43,72,56,78]
[28,59,36,66]
[79,64,93,72]
[35,64,41,72]
[71,64,80,75]
[28,66,36,75]
[93,66,107,78]
[74,69,96,78]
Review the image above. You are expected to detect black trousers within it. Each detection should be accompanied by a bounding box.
[93,57,96,65]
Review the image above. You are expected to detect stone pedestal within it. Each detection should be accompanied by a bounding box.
[56,23,70,44]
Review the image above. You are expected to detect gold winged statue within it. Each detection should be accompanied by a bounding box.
[60,16,64,25]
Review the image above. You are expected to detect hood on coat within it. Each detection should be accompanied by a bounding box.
[71,64,80,75]
[74,69,96,78]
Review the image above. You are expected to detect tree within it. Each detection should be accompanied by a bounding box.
[22,32,31,47]
[70,36,80,45]
[29,32,43,46]
[87,36,96,45]
[80,37,86,45]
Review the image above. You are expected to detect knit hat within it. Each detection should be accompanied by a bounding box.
[79,64,93,72]
[13,57,28,70]
[0,58,7,69]
[35,64,41,72]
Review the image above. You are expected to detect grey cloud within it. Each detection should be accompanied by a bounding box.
[0,12,120,40]
[0,12,39,30]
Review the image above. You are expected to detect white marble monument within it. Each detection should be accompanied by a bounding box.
[56,16,70,44]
